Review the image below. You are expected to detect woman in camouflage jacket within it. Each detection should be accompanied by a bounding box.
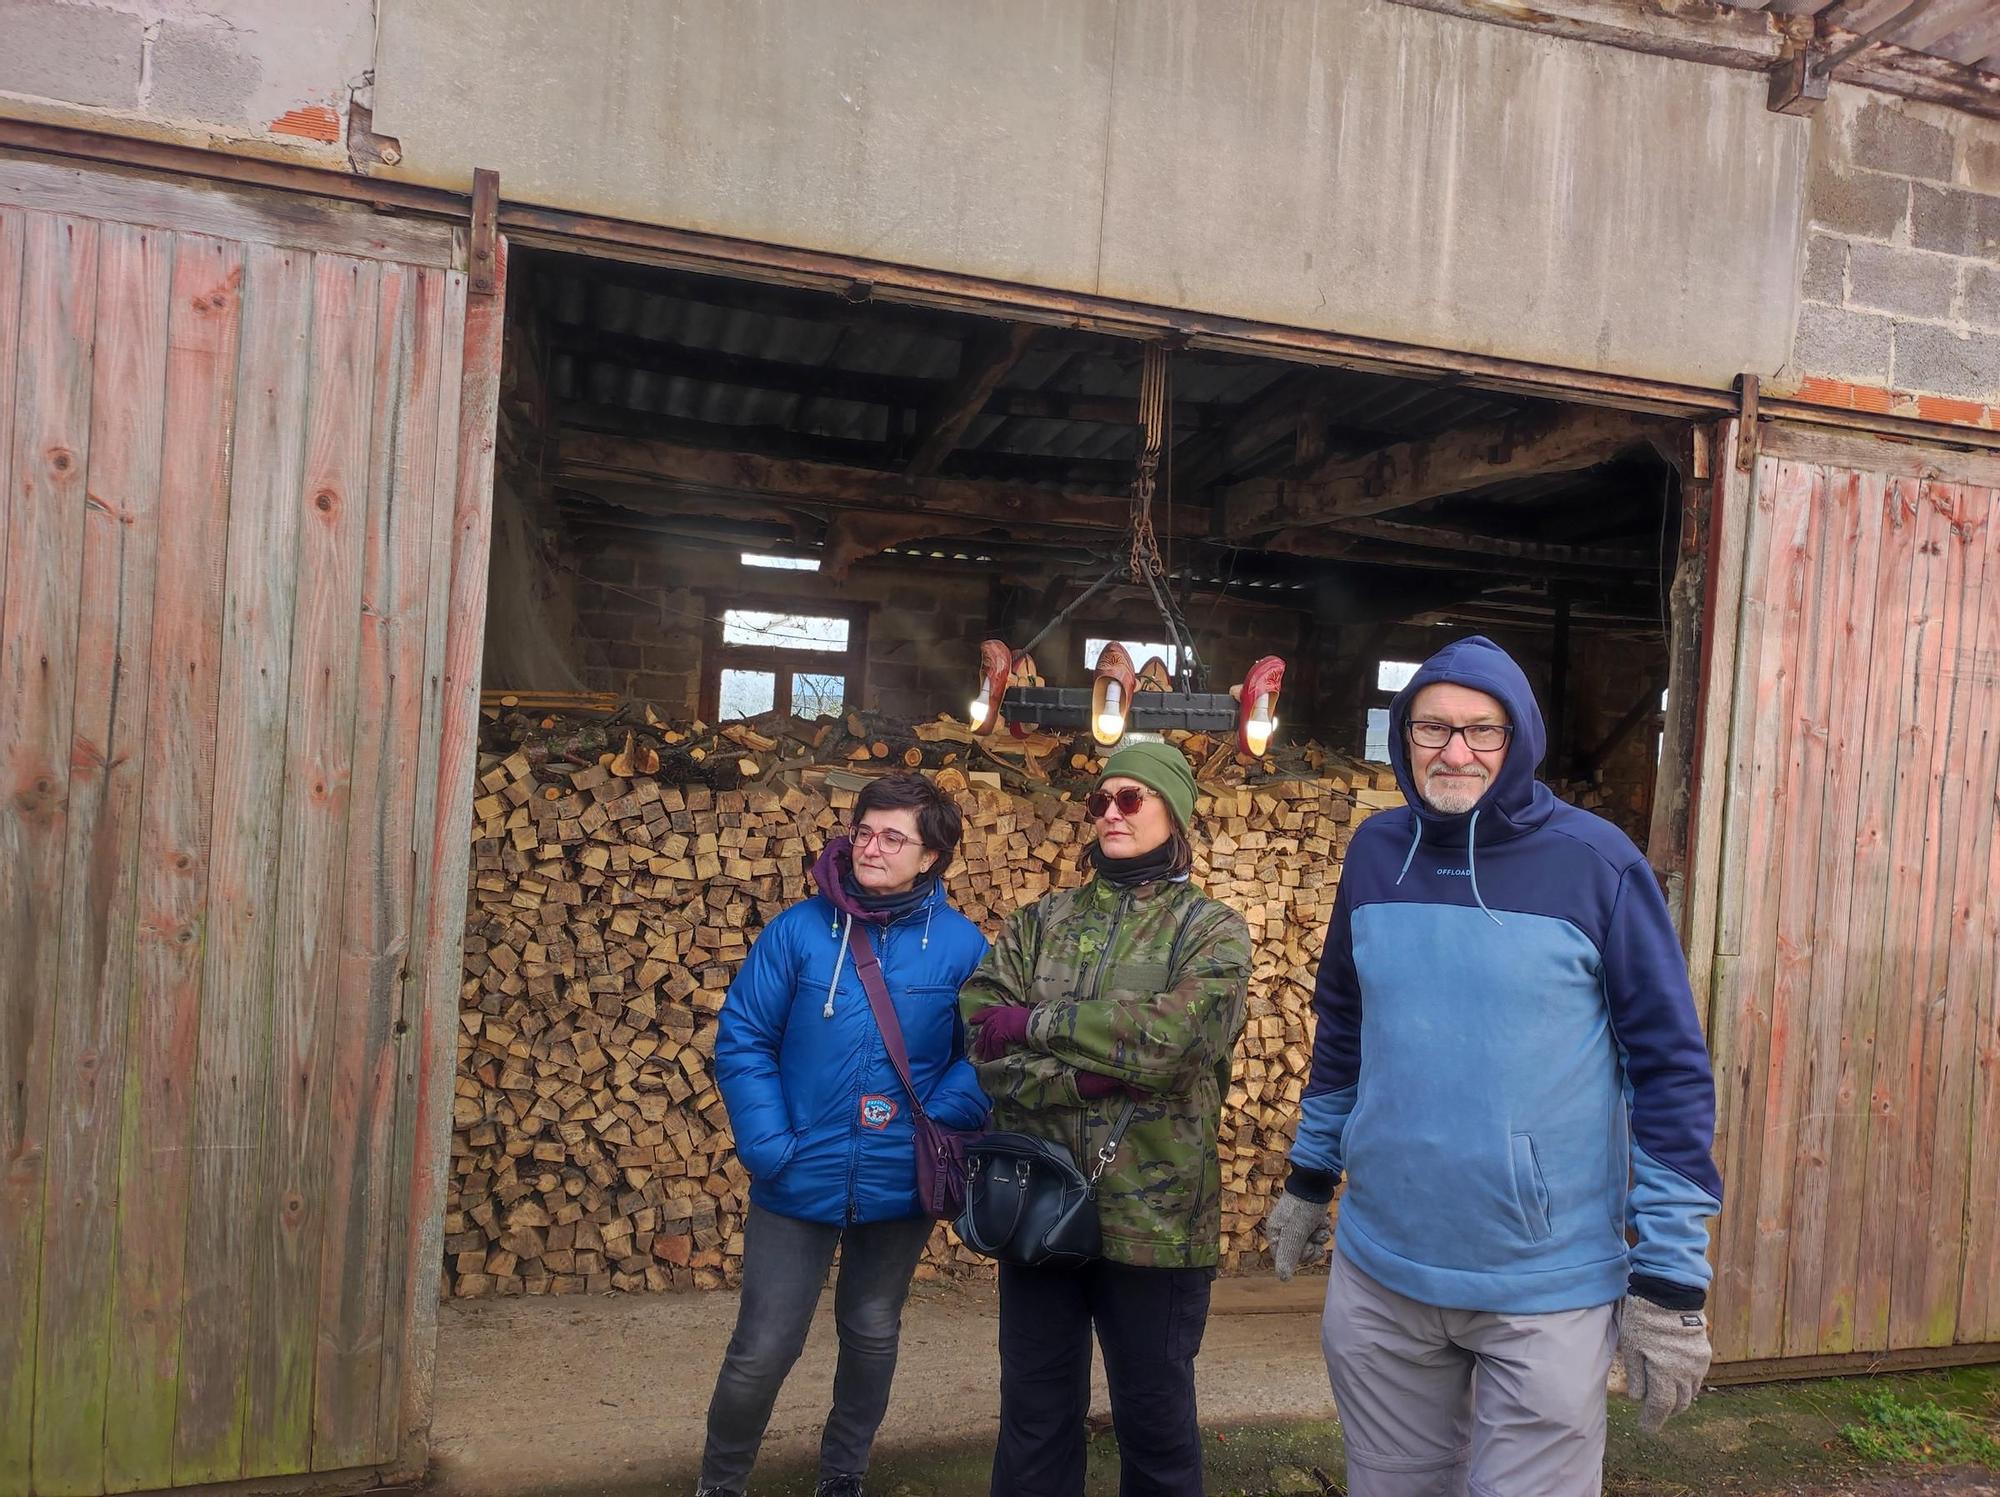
[961,741,1251,1497]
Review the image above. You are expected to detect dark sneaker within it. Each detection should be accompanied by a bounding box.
[814,1476,864,1497]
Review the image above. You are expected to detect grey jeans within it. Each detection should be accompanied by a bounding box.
[1322,1249,1619,1497]
[700,1202,934,1492]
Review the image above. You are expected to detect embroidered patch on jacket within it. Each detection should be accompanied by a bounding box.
[859,1095,899,1130]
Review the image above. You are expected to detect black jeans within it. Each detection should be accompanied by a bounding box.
[700,1202,934,1492]
[991,1258,1214,1497]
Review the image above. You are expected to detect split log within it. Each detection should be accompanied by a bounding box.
[451,708,1399,1296]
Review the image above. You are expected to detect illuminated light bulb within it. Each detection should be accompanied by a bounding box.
[969,685,992,725]
[1244,695,1277,755]
[1095,680,1126,744]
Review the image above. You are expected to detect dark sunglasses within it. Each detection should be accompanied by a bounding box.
[1085,786,1156,820]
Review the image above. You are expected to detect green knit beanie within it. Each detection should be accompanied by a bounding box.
[1096,741,1197,831]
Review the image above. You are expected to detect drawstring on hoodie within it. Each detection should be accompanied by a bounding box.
[1395,822,1422,886]
[1393,803,1502,926]
[1467,808,1500,926]
[823,912,854,1018]
[821,890,935,1017]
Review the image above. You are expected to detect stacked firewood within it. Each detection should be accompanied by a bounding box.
[446,709,1402,1297]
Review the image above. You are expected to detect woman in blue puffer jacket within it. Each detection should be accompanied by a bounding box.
[699,772,989,1497]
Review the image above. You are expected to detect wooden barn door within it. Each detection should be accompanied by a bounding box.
[0,154,500,1494]
[1687,421,2000,1372]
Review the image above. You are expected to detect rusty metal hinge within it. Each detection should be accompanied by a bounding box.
[469,167,499,296]
[1734,373,1760,474]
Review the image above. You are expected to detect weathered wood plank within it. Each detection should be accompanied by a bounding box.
[172,242,316,1486]
[1782,469,1886,1358]
[376,266,469,1465]
[1685,422,1753,1004]
[1921,483,1996,1347]
[1702,442,1780,1364]
[102,231,242,1494]
[1853,475,1939,1355]
[1759,423,2000,490]
[1715,458,1814,1363]
[0,155,459,269]
[241,254,381,1477]
[0,208,23,656]
[1956,483,2000,1342]
[30,221,171,1497]
[312,263,448,1473]
[1749,462,1835,1361]
[1885,479,1965,1353]
[1817,470,1918,1355]
[0,211,98,1493]
[1897,482,1986,1349]
[389,253,499,1471]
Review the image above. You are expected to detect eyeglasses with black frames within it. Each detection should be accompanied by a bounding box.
[1407,721,1513,753]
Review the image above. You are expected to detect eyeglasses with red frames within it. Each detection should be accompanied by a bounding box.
[1407,720,1513,752]
[850,824,915,854]
[1085,786,1157,820]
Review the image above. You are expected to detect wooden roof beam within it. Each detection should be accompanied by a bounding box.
[548,323,1225,428]
[1386,0,2000,122]
[1175,370,1345,491]
[1220,405,1672,536]
[556,431,1207,540]
[904,323,1039,476]
[1317,515,1655,571]
[1383,0,1790,69]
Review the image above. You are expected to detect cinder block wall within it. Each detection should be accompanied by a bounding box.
[0,0,373,157]
[1791,86,2000,409]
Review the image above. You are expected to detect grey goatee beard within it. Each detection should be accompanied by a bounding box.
[1420,765,1489,815]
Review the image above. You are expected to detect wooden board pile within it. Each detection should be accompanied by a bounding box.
[448,707,1403,1298]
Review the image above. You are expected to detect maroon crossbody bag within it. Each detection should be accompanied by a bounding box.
[846,923,985,1219]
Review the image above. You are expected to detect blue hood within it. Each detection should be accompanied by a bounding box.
[1388,635,1557,850]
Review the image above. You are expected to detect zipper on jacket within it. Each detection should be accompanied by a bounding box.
[1074,890,1132,1167]
[844,921,884,1224]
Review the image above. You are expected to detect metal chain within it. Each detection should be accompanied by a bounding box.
[1127,344,1169,587]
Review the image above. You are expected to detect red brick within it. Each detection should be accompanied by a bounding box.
[1916,395,1989,427]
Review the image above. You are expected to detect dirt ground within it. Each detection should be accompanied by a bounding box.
[425,1275,1999,1496]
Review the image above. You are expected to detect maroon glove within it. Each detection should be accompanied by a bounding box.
[1074,1070,1130,1101]
[969,1004,1032,1062]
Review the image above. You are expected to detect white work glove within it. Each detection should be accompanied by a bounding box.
[1263,1189,1333,1281]
[1616,1296,1712,1433]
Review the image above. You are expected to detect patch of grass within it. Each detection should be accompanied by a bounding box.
[1840,1388,2000,1469]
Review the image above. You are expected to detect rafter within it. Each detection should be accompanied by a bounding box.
[1319,515,1655,571]
[548,323,1224,428]
[904,323,1039,475]
[1221,406,1670,535]
[556,432,1205,541]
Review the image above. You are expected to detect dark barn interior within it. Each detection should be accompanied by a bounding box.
[487,248,1691,841]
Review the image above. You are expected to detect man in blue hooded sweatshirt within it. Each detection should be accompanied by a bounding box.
[1263,636,1720,1497]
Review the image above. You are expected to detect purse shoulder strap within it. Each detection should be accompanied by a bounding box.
[1163,891,1206,980]
[1089,1097,1138,1185]
[846,920,929,1121]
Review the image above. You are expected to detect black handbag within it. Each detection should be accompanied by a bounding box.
[954,1100,1137,1269]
